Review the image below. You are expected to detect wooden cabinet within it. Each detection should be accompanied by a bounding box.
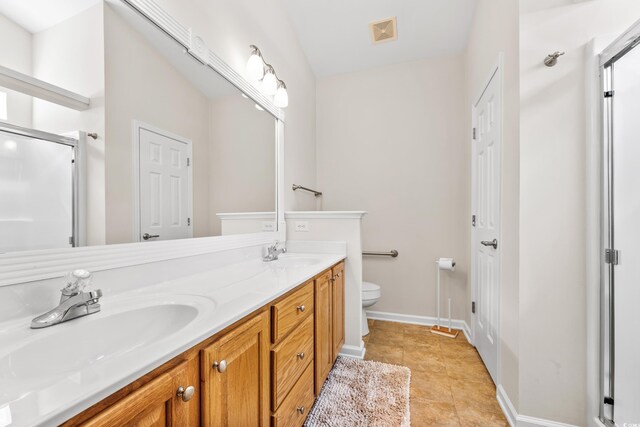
[201,311,270,427]
[272,363,315,427]
[331,262,345,362]
[64,261,345,427]
[271,313,314,409]
[80,357,199,427]
[314,269,333,395]
[271,281,314,344]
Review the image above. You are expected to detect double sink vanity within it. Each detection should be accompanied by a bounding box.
[0,250,346,426]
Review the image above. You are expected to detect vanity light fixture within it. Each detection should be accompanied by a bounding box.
[274,80,289,108]
[246,45,265,81]
[261,65,278,96]
[245,45,288,108]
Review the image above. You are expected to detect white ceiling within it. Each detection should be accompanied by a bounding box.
[0,0,100,33]
[282,0,478,77]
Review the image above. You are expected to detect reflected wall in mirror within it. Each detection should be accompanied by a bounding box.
[0,0,277,254]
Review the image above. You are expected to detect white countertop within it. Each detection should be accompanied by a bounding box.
[0,251,345,427]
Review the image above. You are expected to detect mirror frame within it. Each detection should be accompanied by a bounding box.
[0,0,285,287]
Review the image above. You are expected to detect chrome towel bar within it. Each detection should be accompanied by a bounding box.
[292,184,322,197]
[363,250,399,258]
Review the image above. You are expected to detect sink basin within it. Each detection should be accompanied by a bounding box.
[0,303,198,380]
[272,255,322,268]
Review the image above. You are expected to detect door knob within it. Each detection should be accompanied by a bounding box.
[176,385,195,402]
[297,352,305,360]
[296,406,305,414]
[142,233,160,240]
[296,305,305,312]
[213,360,227,373]
[480,239,498,249]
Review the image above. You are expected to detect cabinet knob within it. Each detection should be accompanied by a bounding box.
[296,305,305,312]
[176,385,195,402]
[297,352,305,360]
[296,406,305,414]
[213,359,227,373]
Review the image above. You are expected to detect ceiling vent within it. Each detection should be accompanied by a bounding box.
[370,17,397,44]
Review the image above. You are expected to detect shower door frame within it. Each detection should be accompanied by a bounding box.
[0,122,81,249]
[598,18,640,427]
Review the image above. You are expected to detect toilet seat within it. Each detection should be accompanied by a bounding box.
[362,281,381,301]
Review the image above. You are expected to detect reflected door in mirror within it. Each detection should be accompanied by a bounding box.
[138,126,192,242]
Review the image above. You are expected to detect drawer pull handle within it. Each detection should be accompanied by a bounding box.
[176,385,195,402]
[297,352,305,360]
[296,305,305,312]
[297,406,305,414]
[213,360,227,373]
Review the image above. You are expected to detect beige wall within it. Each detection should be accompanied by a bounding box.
[208,95,276,235]
[31,4,106,246]
[154,0,317,212]
[104,5,210,243]
[316,55,469,323]
[519,1,640,424]
[465,0,521,408]
[0,13,33,127]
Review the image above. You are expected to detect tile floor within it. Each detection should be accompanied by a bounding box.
[364,319,508,426]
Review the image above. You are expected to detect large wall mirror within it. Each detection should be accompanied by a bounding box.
[0,0,278,254]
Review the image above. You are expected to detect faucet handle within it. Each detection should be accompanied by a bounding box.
[62,269,93,296]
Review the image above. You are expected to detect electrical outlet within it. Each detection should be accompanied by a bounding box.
[261,222,276,231]
[295,221,309,232]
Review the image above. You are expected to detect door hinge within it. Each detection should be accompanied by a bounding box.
[187,158,191,166]
[472,215,476,227]
[604,91,615,98]
[472,127,477,140]
[472,301,476,314]
[68,236,74,246]
[605,249,620,265]
[604,396,614,405]
[187,217,191,226]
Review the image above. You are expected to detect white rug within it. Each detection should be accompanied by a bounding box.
[305,356,411,427]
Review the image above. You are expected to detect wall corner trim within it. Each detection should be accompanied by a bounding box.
[497,385,581,427]
[338,342,366,359]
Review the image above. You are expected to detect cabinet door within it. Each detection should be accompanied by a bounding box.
[201,311,270,427]
[331,262,345,361]
[314,270,333,395]
[81,358,199,427]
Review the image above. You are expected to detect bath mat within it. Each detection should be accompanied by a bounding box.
[305,356,411,427]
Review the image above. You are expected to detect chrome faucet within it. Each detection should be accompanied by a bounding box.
[31,270,103,329]
[263,241,286,262]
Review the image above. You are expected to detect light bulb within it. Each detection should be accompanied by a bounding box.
[261,71,277,96]
[274,85,289,108]
[246,53,264,81]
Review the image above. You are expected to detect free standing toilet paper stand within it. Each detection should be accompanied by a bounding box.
[431,258,460,338]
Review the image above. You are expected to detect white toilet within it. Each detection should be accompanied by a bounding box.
[361,281,381,336]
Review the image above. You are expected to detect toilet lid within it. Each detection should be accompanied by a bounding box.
[363,281,380,291]
[362,281,381,299]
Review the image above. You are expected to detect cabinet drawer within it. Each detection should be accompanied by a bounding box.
[272,363,315,427]
[271,280,314,343]
[272,314,314,410]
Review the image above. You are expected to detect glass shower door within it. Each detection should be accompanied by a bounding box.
[602,35,640,426]
[0,129,75,253]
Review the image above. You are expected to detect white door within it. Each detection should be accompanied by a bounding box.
[472,68,501,383]
[138,126,192,242]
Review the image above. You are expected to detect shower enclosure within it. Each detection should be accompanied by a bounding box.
[0,123,80,253]
[599,21,640,427]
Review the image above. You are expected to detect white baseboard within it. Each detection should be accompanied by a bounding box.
[497,385,581,427]
[338,342,366,359]
[497,385,518,426]
[365,310,472,344]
